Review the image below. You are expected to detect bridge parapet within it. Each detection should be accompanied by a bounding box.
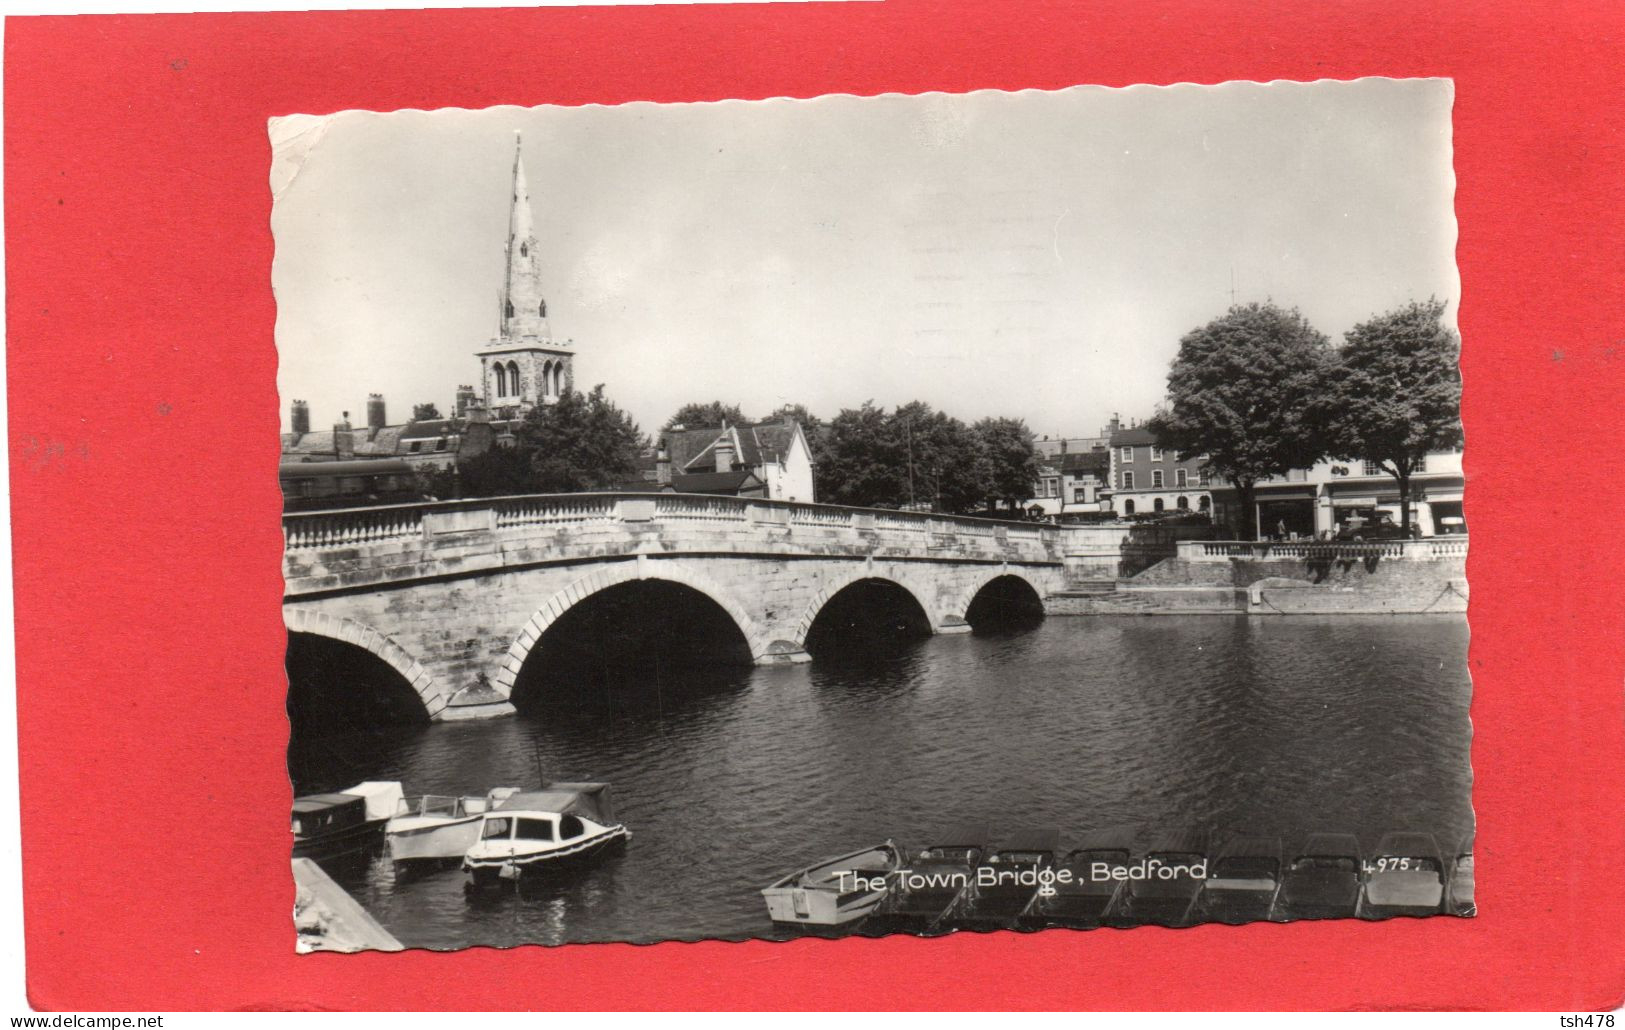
[283,493,1076,597]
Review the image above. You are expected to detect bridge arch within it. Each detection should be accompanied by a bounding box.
[792,567,942,651]
[493,560,768,698]
[282,608,447,720]
[948,568,1048,631]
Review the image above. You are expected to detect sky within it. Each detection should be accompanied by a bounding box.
[271,78,1458,439]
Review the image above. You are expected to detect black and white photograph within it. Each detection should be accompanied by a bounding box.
[275,78,1472,951]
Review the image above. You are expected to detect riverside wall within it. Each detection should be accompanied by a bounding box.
[1048,539,1469,616]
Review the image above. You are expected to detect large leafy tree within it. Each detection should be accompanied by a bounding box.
[975,416,1040,515]
[890,401,989,515]
[1149,302,1334,539]
[519,385,649,492]
[815,401,903,508]
[663,401,749,431]
[412,402,443,421]
[1320,298,1462,536]
[422,387,646,498]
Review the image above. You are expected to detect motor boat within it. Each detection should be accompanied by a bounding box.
[1018,827,1134,930]
[1446,834,1475,917]
[1105,827,1209,928]
[462,783,629,884]
[1195,833,1283,925]
[761,840,904,928]
[949,827,1059,931]
[291,781,403,859]
[386,787,519,864]
[862,823,987,935]
[1358,831,1446,918]
[1273,833,1363,921]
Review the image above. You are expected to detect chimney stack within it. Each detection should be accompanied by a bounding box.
[367,393,387,431]
[455,384,477,418]
[290,399,310,436]
[334,411,354,459]
[714,429,736,473]
[656,442,672,485]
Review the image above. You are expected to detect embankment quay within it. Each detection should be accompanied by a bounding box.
[283,492,1467,721]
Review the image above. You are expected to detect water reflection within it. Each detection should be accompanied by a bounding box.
[290,613,1472,948]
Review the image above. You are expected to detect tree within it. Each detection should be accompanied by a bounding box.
[663,401,749,431]
[769,403,822,431]
[975,416,1040,514]
[815,401,903,508]
[412,402,442,421]
[1149,302,1334,539]
[890,401,989,515]
[1320,298,1462,537]
[517,385,649,493]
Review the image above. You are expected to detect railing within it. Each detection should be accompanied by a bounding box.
[284,491,1061,553]
[653,495,749,523]
[284,507,423,549]
[495,495,616,528]
[1177,538,1468,562]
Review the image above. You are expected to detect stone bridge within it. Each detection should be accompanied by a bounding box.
[283,493,1125,721]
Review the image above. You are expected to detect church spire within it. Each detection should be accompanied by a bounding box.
[501,131,550,341]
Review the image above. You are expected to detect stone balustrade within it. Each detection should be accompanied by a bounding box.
[283,492,1079,597]
[1177,537,1469,562]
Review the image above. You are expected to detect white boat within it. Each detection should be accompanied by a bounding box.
[761,840,904,927]
[462,783,629,883]
[386,787,519,863]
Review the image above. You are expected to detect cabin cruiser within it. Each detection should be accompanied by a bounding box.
[1446,835,1475,917]
[386,787,519,864]
[1105,828,1209,928]
[949,827,1059,930]
[1359,831,1446,918]
[1273,833,1363,921]
[291,781,403,859]
[761,840,904,928]
[1195,833,1283,925]
[1019,827,1134,930]
[863,824,987,935]
[462,783,629,884]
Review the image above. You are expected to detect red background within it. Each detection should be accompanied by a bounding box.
[7,0,1624,1011]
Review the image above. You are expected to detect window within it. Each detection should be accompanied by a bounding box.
[504,301,514,319]
[1154,498,1165,512]
[515,818,555,842]
[539,300,547,318]
[559,815,585,840]
[1073,487,1087,503]
[435,438,447,452]
[1152,469,1164,488]
[553,364,564,395]
[1122,471,1135,489]
[1175,469,1188,487]
[1177,495,1189,510]
[1124,500,1136,515]
[1120,446,1133,462]
[481,818,512,840]
[495,364,508,396]
[1151,447,1163,461]
[1413,454,1428,473]
[1199,496,1211,511]
[1200,467,1211,486]
[408,441,422,453]
[520,243,528,257]
[507,361,521,396]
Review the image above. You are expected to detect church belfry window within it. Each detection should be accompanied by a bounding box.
[539,300,546,317]
[495,364,508,396]
[520,243,528,257]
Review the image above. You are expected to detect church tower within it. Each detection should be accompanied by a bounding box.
[477,132,574,414]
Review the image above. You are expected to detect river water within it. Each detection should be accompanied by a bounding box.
[289,613,1472,948]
